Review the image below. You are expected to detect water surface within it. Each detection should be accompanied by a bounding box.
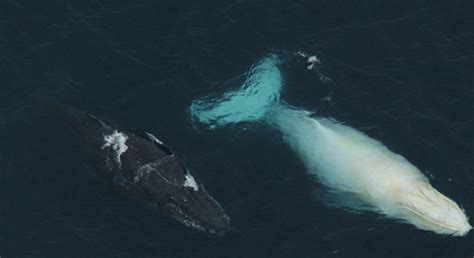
[1,0,474,257]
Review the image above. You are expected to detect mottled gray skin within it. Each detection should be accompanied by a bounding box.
[66,109,230,236]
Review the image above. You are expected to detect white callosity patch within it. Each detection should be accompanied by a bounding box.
[146,132,165,145]
[184,172,199,191]
[295,51,320,70]
[102,130,129,168]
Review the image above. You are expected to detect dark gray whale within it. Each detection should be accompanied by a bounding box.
[64,108,230,236]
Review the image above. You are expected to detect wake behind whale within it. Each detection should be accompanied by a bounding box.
[189,54,471,236]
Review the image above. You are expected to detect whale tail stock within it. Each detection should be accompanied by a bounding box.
[188,54,288,128]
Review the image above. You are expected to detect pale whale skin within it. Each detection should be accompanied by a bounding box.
[64,108,230,236]
[189,54,471,236]
[269,108,471,236]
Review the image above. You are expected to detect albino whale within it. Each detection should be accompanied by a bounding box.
[189,54,471,236]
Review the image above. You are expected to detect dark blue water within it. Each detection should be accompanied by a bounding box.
[2,0,474,257]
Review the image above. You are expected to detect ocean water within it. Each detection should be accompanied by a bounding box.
[1,0,474,257]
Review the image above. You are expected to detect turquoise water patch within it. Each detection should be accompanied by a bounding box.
[189,54,283,128]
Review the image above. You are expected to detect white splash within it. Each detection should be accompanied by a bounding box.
[184,172,199,191]
[102,130,129,168]
[296,51,308,58]
[307,55,320,70]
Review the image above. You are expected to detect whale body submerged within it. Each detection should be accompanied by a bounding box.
[189,54,471,236]
[64,108,230,236]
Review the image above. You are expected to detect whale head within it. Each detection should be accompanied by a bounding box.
[160,170,231,237]
[386,179,471,236]
[134,159,231,236]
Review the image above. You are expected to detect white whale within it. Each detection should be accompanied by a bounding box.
[189,54,471,236]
